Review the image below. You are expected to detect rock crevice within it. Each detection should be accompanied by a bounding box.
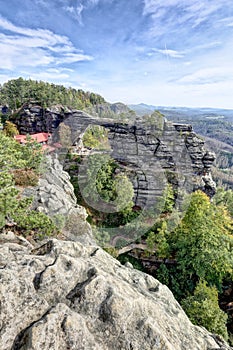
[1,237,231,350]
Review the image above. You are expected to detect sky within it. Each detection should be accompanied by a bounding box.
[1,0,233,108]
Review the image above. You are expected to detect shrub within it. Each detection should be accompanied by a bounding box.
[12,169,39,187]
[12,209,58,240]
[182,280,228,340]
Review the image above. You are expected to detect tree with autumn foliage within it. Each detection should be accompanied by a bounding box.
[3,121,19,137]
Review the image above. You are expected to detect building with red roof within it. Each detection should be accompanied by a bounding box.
[14,133,51,145]
[14,133,62,153]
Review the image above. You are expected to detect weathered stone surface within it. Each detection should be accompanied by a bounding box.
[0,237,231,350]
[23,154,94,245]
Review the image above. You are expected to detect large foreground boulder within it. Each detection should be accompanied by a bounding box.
[0,236,231,350]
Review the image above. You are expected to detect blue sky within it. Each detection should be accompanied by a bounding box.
[1,0,233,108]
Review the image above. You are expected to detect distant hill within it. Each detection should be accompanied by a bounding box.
[128,103,233,122]
[129,103,233,145]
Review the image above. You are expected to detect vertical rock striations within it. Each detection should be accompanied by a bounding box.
[14,105,216,207]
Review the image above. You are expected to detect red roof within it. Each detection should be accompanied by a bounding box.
[15,133,51,144]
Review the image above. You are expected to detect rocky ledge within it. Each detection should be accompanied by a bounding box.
[0,236,231,350]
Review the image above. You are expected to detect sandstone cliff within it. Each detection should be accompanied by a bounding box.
[0,235,231,350]
[12,105,216,207]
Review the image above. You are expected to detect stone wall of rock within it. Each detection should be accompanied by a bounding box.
[62,111,216,206]
[12,104,72,134]
[13,105,216,209]
[0,236,231,350]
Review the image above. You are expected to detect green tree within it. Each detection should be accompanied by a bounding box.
[170,191,233,290]
[3,121,19,137]
[20,135,44,172]
[182,280,228,340]
[143,110,164,134]
[0,172,19,228]
[0,132,43,173]
[146,221,170,258]
[0,131,56,238]
[114,174,134,211]
[213,187,233,218]
[82,125,109,150]
[163,183,175,213]
[0,78,106,110]
[58,123,72,148]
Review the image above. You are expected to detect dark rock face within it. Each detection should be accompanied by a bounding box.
[63,112,216,203]
[12,104,72,134]
[13,105,216,207]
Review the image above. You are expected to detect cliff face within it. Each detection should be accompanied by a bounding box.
[23,154,94,245]
[0,236,231,350]
[13,105,216,207]
[12,104,68,134]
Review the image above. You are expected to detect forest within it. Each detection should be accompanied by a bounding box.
[0,77,105,111]
[0,78,233,344]
[0,78,135,123]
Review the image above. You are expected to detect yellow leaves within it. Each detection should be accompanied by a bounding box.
[3,121,19,137]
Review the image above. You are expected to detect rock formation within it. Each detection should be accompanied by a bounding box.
[12,105,216,210]
[23,154,94,245]
[0,235,231,350]
[12,104,71,134]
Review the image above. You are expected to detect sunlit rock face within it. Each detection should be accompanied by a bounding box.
[22,154,94,245]
[0,237,230,350]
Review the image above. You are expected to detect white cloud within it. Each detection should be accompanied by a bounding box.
[177,67,233,85]
[0,16,93,71]
[153,48,184,58]
[143,0,233,34]
[24,70,70,82]
[65,4,84,23]
[62,0,113,22]
[56,53,93,64]
[0,16,70,46]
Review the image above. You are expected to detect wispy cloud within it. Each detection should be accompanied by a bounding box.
[0,16,69,45]
[143,0,228,23]
[1,0,233,108]
[62,0,113,23]
[65,3,84,24]
[0,16,93,71]
[145,41,220,63]
[143,0,233,37]
[177,67,233,85]
[153,48,184,58]
[22,69,71,82]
